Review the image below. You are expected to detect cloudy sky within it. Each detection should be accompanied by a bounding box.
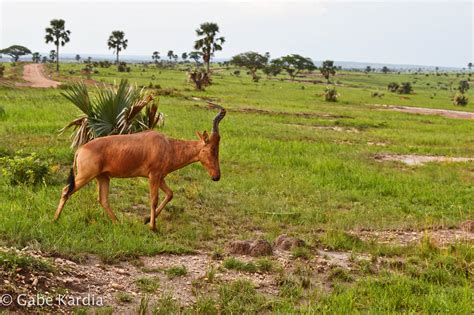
[0,0,472,67]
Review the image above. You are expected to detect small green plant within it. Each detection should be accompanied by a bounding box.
[324,86,339,102]
[291,246,312,260]
[218,279,267,314]
[0,249,54,276]
[152,293,181,315]
[223,257,257,273]
[135,277,160,293]
[255,258,274,272]
[116,292,133,303]
[319,230,365,251]
[165,265,187,278]
[0,106,5,119]
[193,296,218,314]
[328,267,353,282]
[137,295,150,315]
[0,151,50,185]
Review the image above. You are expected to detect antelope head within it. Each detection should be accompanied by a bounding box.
[196,104,226,181]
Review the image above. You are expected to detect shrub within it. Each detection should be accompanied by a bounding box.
[118,62,131,72]
[453,93,468,106]
[188,69,211,90]
[387,82,399,92]
[324,86,339,102]
[233,70,240,76]
[0,64,5,77]
[458,80,470,94]
[0,151,50,185]
[397,82,413,94]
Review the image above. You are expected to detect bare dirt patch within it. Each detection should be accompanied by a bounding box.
[1,228,471,313]
[16,64,61,88]
[352,228,473,246]
[371,104,474,120]
[375,154,474,165]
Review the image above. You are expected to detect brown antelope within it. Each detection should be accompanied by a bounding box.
[54,104,226,231]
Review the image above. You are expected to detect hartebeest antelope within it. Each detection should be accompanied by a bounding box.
[54,104,226,230]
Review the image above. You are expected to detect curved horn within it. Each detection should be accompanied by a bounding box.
[209,102,226,134]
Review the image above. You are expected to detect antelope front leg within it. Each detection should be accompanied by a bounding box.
[154,179,174,218]
[148,176,160,231]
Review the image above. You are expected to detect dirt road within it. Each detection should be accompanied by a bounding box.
[17,63,61,88]
[372,104,474,120]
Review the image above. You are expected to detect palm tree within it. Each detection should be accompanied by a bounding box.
[49,50,56,62]
[468,62,473,71]
[181,52,188,62]
[75,54,81,62]
[61,80,163,149]
[152,51,160,63]
[167,50,174,63]
[32,52,41,63]
[194,22,225,74]
[45,19,71,72]
[107,31,128,65]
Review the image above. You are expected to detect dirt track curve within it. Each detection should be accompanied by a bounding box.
[17,63,61,88]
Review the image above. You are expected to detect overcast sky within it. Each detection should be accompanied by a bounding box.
[0,0,472,67]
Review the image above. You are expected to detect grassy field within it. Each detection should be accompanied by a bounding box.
[0,62,473,313]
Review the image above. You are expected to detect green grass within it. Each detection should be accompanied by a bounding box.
[134,277,160,293]
[164,265,187,278]
[0,62,473,312]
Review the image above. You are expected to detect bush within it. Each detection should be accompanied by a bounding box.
[324,86,339,102]
[397,82,413,94]
[118,62,131,72]
[387,82,399,92]
[453,93,468,106]
[99,60,111,68]
[458,80,470,94]
[0,151,50,185]
[0,64,5,77]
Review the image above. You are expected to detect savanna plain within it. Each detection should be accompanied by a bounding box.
[0,62,473,314]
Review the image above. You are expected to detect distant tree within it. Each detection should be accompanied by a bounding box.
[194,22,225,74]
[107,30,128,66]
[262,62,282,78]
[364,66,372,73]
[230,51,269,82]
[458,80,470,94]
[32,52,41,63]
[75,54,81,62]
[173,54,178,63]
[45,19,71,71]
[188,51,202,65]
[167,50,174,62]
[49,50,57,62]
[152,51,160,63]
[41,56,47,63]
[381,66,390,74]
[0,45,31,61]
[181,52,188,62]
[272,54,315,80]
[468,62,473,71]
[86,56,92,64]
[320,60,336,83]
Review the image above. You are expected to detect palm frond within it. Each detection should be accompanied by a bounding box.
[62,79,164,149]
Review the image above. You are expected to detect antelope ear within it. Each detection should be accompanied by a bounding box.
[202,130,210,143]
[196,131,210,143]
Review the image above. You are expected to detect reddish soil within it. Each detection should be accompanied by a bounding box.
[16,64,61,88]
